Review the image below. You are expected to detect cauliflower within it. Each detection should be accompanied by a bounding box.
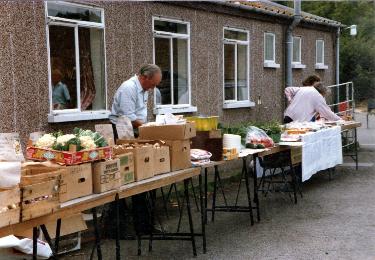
[56,134,76,146]
[79,136,97,150]
[35,134,56,148]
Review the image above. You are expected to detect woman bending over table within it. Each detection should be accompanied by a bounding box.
[284,82,341,124]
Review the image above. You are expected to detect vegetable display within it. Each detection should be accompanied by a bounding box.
[34,128,108,151]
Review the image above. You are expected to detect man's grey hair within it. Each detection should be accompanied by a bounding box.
[139,64,161,78]
[313,82,329,96]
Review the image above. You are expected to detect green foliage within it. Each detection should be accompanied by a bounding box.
[220,120,282,143]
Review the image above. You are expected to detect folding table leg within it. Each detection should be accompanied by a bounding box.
[33,226,38,260]
[199,174,207,253]
[92,207,102,260]
[204,168,208,224]
[55,218,61,254]
[288,150,297,204]
[354,128,358,170]
[252,155,261,221]
[211,168,218,222]
[243,158,254,225]
[184,179,197,257]
[115,194,121,260]
[40,224,57,259]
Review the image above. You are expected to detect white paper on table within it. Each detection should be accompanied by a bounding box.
[0,235,52,259]
[0,133,24,162]
[0,161,21,188]
[29,132,45,145]
[116,116,134,140]
[95,124,115,146]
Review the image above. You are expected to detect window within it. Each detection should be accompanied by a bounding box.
[316,40,324,64]
[153,17,193,111]
[46,1,107,121]
[264,33,280,68]
[223,28,250,104]
[315,39,327,69]
[292,36,301,63]
[264,33,275,62]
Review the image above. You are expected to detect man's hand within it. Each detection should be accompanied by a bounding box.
[132,120,143,129]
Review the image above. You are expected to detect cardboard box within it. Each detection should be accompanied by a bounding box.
[291,147,302,165]
[113,143,154,181]
[153,145,170,175]
[15,213,87,239]
[0,187,20,228]
[92,159,121,193]
[115,153,135,185]
[60,163,93,202]
[164,140,191,171]
[139,122,196,140]
[191,131,223,161]
[26,146,112,165]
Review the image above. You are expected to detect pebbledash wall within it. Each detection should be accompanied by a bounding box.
[0,1,338,145]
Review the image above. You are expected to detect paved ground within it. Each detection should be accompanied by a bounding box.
[60,113,375,260]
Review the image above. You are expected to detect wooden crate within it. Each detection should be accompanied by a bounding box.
[21,179,60,221]
[0,187,21,228]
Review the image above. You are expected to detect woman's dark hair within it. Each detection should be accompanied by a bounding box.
[313,82,328,96]
[302,75,321,86]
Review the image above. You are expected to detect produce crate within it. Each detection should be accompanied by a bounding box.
[26,146,112,165]
[291,147,302,165]
[20,167,62,221]
[21,179,60,221]
[0,187,21,228]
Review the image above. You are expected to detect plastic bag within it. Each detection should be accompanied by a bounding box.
[245,126,274,148]
[0,235,52,259]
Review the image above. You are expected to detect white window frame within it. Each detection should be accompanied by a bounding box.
[152,16,196,115]
[315,39,328,70]
[45,1,109,122]
[263,32,280,68]
[222,27,254,109]
[292,36,306,69]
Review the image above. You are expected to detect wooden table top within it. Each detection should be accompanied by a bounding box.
[0,167,200,238]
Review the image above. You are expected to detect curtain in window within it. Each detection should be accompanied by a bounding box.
[79,29,96,110]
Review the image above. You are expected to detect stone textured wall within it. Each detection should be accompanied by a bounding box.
[0,1,337,145]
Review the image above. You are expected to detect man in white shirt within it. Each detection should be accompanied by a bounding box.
[284,82,341,123]
[110,64,162,137]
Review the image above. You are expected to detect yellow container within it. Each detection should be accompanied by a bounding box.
[186,116,219,131]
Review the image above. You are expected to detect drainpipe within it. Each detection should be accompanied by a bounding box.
[285,0,302,87]
[336,27,340,85]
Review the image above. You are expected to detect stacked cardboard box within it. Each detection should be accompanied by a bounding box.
[115,152,135,185]
[139,122,196,171]
[92,159,121,193]
[60,163,93,202]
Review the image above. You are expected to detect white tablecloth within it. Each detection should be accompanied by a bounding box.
[301,126,343,181]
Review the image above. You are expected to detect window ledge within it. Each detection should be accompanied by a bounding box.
[223,101,255,109]
[48,110,110,123]
[292,63,306,69]
[315,64,328,70]
[153,105,198,115]
[264,61,280,68]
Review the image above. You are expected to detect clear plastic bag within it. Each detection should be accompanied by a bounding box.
[245,126,274,148]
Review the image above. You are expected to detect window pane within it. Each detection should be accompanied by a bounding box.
[47,3,101,23]
[265,34,274,61]
[49,25,77,110]
[292,37,301,63]
[173,38,189,105]
[154,20,187,34]
[224,29,247,41]
[155,37,172,105]
[316,40,323,64]
[79,28,105,111]
[237,45,248,101]
[224,44,235,101]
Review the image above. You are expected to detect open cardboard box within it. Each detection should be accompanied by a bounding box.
[139,122,196,140]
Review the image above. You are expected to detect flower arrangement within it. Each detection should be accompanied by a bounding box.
[34,128,108,151]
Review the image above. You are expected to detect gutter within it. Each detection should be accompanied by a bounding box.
[336,27,340,84]
[285,0,302,87]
